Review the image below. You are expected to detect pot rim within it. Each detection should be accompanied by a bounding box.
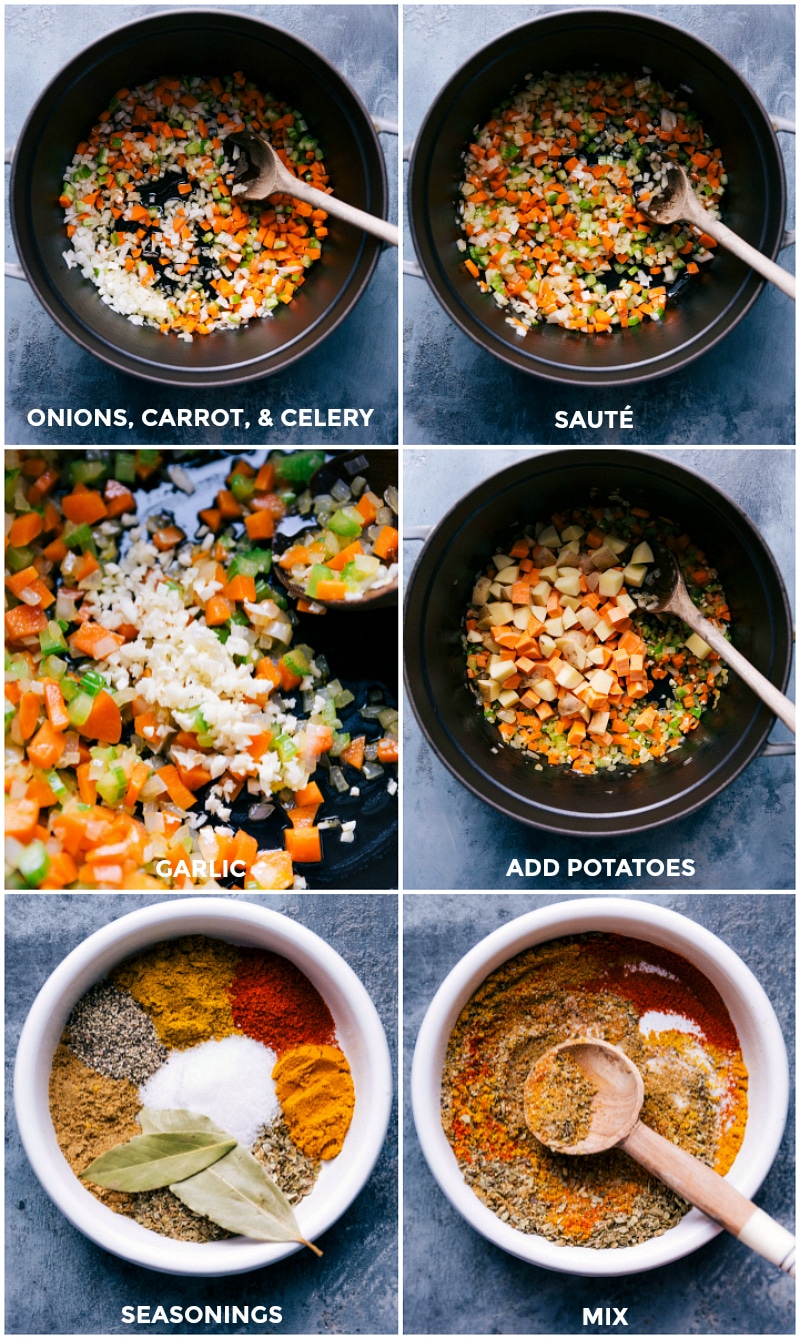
[408,6,788,387]
[10,7,388,387]
[403,448,793,836]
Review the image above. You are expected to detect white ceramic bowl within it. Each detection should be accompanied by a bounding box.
[15,897,393,1276]
[411,896,789,1276]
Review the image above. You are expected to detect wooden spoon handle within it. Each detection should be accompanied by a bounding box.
[693,215,796,301]
[679,604,796,735]
[623,1122,795,1275]
[287,174,399,247]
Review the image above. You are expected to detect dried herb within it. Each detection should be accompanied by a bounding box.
[140,1108,322,1256]
[80,1130,237,1192]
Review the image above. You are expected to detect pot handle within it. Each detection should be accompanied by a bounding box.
[402,139,425,277]
[5,123,401,271]
[4,144,26,279]
[770,117,796,248]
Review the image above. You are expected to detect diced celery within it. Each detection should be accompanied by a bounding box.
[69,459,107,486]
[7,546,35,572]
[328,507,364,539]
[97,765,128,805]
[63,522,96,554]
[274,733,298,763]
[80,670,107,697]
[274,450,325,486]
[114,452,136,483]
[307,564,335,598]
[282,648,310,677]
[40,621,69,656]
[18,840,51,888]
[67,692,95,728]
[330,732,351,757]
[230,472,256,502]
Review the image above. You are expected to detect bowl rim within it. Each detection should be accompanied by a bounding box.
[411,895,789,1276]
[14,896,393,1276]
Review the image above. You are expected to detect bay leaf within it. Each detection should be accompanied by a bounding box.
[138,1107,231,1139]
[171,1144,323,1257]
[80,1131,237,1192]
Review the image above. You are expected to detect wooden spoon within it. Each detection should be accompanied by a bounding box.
[525,1039,796,1275]
[226,129,399,248]
[640,162,795,300]
[273,450,398,613]
[634,537,795,735]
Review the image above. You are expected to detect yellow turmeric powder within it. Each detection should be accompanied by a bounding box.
[273,1044,355,1160]
[111,935,240,1049]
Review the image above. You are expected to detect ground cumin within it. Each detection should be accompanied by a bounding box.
[111,935,240,1049]
[48,1042,140,1215]
[442,933,749,1249]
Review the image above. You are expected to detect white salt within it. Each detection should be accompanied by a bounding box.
[139,1034,278,1148]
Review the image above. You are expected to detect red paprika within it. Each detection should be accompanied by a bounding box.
[230,949,336,1055]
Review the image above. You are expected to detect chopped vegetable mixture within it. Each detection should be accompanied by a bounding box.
[61,74,330,338]
[458,70,725,334]
[5,450,398,889]
[464,499,730,773]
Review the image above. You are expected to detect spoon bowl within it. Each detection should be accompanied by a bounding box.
[273,451,398,613]
[227,128,399,247]
[524,1039,643,1155]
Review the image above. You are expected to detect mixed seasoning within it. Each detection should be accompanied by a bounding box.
[442,932,748,1249]
[464,497,730,774]
[49,934,354,1242]
[523,1048,596,1149]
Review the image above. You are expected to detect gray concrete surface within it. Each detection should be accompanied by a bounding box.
[403,4,796,445]
[5,893,398,1335]
[5,5,398,446]
[403,448,795,890]
[403,893,795,1334]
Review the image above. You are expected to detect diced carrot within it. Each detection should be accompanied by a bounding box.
[123,761,152,807]
[6,566,40,597]
[315,579,348,601]
[217,488,242,519]
[231,828,259,870]
[70,622,126,658]
[245,731,272,760]
[295,780,324,806]
[377,737,399,764]
[8,513,44,547]
[27,719,66,769]
[249,850,294,890]
[6,606,48,641]
[82,691,122,744]
[76,762,98,805]
[355,492,380,525]
[205,594,232,625]
[284,825,322,863]
[61,489,108,524]
[244,509,275,541]
[43,680,70,731]
[328,541,364,572]
[286,803,320,828]
[43,852,79,889]
[18,692,41,740]
[198,507,221,532]
[4,797,40,839]
[176,762,212,791]
[157,763,198,810]
[104,479,136,517]
[256,658,283,692]
[42,538,68,563]
[75,551,100,582]
[152,525,186,551]
[254,461,275,492]
[341,735,366,769]
[223,574,257,602]
[373,526,399,560]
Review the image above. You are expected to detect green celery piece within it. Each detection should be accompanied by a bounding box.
[39,621,69,656]
[282,648,310,677]
[80,670,107,698]
[274,733,299,763]
[114,452,136,483]
[306,564,335,598]
[230,473,256,503]
[18,840,51,888]
[69,459,107,486]
[274,450,325,486]
[96,766,128,806]
[327,507,363,540]
[330,731,351,757]
[67,692,95,728]
[7,546,35,573]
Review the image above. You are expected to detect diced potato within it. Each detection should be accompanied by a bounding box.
[538,634,557,658]
[477,679,499,702]
[594,618,614,642]
[588,710,610,734]
[589,545,619,572]
[495,566,519,585]
[586,647,607,666]
[544,617,564,637]
[531,581,551,603]
[604,535,628,555]
[631,541,654,564]
[487,602,515,625]
[489,657,518,684]
[576,606,599,631]
[489,582,503,598]
[554,572,581,597]
[629,653,645,674]
[561,606,578,630]
[623,563,648,588]
[598,569,625,598]
[472,575,493,606]
[556,664,585,691]
[513,607,530,630]
[616,591,636,615]
[685,632,712,659]
[588,667,613,693]
[530,604,549,623]
[497,688,520,708]
[538,524,561,548]
[466,629,484,643]
[561,595,582,611]
[540,565,560,582]
[491,553,513,570]
[535,678,558,702]
[560,525,585,541]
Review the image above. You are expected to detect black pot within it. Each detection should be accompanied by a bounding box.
[11,9,388,387]
[404,450,793,837]
[408,8,787,386]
